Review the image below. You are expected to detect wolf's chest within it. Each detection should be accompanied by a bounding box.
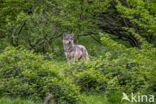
[64,50,75,56]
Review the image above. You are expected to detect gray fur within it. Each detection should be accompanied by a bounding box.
[63,33,89,61]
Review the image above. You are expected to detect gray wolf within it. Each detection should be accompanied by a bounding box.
[63,33,89,61]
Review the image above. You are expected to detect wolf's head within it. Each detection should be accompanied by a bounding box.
[63,33,74,45]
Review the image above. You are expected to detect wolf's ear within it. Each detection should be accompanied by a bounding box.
[71,33,74,37]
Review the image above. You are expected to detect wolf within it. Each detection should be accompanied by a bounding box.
[63,33,89,61]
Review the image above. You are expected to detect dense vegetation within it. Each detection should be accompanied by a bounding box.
[0,0,155,104]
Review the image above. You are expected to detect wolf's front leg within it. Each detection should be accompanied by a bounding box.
[66,55,72,61]
[65,52,70,61]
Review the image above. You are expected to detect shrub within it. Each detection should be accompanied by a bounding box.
[99,33,156,94]
[60,33,155,96]
[0,46,80,103]
[62,61,119,93]
[74,68,107,92]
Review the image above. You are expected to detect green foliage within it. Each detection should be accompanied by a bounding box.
[74,67,107,92]
[0,47,80,103]
[0,0,155,103]
[58,32,156,96]
[49,0,110,33]
[0,0,111,53]
[117,0,156,34]
[60,60,118,93]
[0,97,41,104]
[78,93,109,104]
[116,0,156,47]
[0,0,156,52]
[100,33,156,93]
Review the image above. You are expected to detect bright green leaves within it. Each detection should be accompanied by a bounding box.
[99,32,156,93]
[116,0,156,38]
[100,33,126,51]
[0,46,80,103]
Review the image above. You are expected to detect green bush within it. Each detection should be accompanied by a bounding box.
[74,68,107,92]
[0,47,80,104]
[100,33,156,94]
[0,32,155,103]
[61,61,119,93]
[59,33,156,96]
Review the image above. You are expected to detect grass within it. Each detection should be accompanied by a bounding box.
[78,93,110,104]
[0,92,152,104]
[0,94,110,104]
[78,91,151,104]
[0,97,42,104]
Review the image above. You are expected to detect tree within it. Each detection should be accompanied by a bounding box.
[99,0,156,48]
